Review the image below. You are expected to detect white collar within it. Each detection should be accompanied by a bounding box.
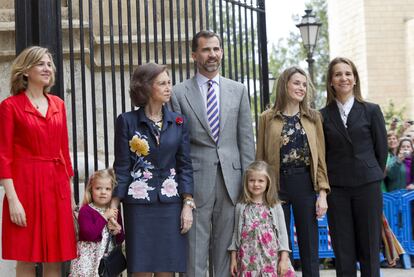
[196,72,220,87]
[335,95,354,115]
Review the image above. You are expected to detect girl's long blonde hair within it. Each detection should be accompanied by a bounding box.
[240,161,279,207]
[82,168,117,206]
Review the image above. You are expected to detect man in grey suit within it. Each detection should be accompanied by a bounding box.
[171,30,255,276]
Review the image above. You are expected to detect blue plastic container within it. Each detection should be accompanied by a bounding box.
[289,213,335,260]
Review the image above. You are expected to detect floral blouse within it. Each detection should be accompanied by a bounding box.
[280,112,310,168]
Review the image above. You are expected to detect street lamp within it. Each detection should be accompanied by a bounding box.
[268,72,276,100]
[296,9,321,107]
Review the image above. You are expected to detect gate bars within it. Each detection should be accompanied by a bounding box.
[63,0,269,202]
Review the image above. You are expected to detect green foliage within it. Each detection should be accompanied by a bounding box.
[382,100,406,129]
[268,0,329,109]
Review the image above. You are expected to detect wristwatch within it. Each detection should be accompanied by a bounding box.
[183,198,196,210]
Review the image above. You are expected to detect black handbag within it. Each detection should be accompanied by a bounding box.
[98,233,127,277]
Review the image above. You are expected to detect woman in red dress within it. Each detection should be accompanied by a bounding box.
[0,46,77,276]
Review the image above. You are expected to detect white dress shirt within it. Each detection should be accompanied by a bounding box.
[195,73,220,113]
[335,96,355,128]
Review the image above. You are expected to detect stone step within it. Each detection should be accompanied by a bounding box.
[0,21,13,31]
[62,47,190,70]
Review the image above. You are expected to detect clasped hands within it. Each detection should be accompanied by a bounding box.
[104,207,122,235]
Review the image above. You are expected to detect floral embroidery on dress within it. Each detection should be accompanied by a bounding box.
[128,131,155,200]
[161,168,179,197]
[128,179,155,200]
[280,112,311,168]
[129,131,150,156]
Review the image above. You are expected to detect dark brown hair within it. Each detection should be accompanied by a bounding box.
[130,63,168,107]
[240,161,279,207]
[396,137,413,156]
[191,30,222,52]
[326,57,364,105]
[272,66,318,122]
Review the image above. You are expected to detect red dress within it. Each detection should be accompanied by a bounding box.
[0,92,77,262]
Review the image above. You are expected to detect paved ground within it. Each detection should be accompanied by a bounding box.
[295,268,414,276]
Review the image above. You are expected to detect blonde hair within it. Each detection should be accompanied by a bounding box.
[240,161,279,207]
[10,46,56,95]
[325,57,364,106]
[272,66,318,122]
[82,168,117,206]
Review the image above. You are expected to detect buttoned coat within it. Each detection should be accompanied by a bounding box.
[256,108,330,192]
[170,76,255,206]
[113,106,193,204]
[320,101,387,187]
[0,92,76,262]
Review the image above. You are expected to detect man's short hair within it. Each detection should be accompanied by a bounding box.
[191,30,222,52]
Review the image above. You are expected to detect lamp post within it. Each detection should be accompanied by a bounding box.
[296,9,321,107]
[269,72,276,100]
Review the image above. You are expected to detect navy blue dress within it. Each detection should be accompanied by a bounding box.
[113,106,193,273]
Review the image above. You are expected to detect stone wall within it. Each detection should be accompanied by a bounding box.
[0,0,200,175]
[327,0,414,118]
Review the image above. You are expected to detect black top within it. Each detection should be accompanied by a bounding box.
[279,112,311,169]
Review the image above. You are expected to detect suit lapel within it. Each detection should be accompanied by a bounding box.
[328,102,352,143]
[218,77,232,133]
[184,77,213,139]
[346,101,363,129]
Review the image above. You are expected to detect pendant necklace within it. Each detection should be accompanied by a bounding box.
[27,89,41,109]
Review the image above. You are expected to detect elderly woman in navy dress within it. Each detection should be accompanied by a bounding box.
[111,63,194,276]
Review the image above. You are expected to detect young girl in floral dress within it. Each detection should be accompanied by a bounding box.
[228,161,295,277]
[70,169,124,277]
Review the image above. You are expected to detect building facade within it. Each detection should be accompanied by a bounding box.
[327,0,414,118]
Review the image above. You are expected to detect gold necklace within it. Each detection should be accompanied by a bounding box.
[27,89,42,109]
[146,112,163,122]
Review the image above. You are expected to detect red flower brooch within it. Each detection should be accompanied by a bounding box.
[175,116,183,125]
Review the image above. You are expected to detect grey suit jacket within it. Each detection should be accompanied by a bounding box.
[171,76,255,206]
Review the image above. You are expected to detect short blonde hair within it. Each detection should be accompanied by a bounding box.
[240,161,279,207]
[10,46,56,95]
[82,168,117,206]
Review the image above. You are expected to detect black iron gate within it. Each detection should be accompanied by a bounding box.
[61,0,269,202]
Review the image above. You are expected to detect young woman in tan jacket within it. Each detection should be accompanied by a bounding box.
[256,66,330,277]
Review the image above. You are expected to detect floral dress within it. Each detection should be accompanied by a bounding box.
[70,205,113,277]
[237,203,280,276]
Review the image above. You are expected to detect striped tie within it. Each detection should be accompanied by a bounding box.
[207,80,219,142]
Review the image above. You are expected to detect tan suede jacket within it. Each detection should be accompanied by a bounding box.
[256,109,330,193]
